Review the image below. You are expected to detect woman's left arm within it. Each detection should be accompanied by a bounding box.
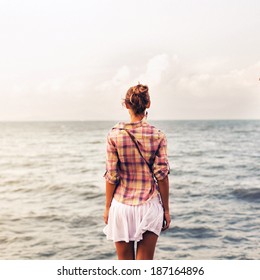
[103,181,116,224]
[103,132,119,224]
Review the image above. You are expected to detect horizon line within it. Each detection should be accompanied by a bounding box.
[0,118,260,122]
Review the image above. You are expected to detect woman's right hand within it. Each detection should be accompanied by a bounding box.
[162,212,171,231]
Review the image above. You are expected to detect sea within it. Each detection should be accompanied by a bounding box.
[0,120,259,260]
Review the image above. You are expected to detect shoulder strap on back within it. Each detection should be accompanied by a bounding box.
[119,128,154,176]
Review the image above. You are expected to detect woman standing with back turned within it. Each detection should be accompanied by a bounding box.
[103,84,170,260]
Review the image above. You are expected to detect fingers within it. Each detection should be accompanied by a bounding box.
[162,213,171,231]
[103,209,109,224]
[162,223,169,231]
[103,214,108,224]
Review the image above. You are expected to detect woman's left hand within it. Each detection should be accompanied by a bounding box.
[103,207,110,224]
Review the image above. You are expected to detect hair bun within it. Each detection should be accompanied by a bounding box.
[132,84,148,95]
[125,83,150,115]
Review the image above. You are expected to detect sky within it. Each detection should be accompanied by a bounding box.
[0,0,259,121]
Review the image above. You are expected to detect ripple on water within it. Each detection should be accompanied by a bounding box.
[166,226,218,239]
[223,235,249,244]
[1,120,260,260]
[231,188,260,203]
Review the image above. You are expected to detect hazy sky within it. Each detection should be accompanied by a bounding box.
[1,0,259,121]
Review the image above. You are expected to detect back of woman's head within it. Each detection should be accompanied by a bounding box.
[124,84,150,115]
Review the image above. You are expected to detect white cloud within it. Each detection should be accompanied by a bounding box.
[155,59,260,119]
[135,54,170,87]
[175,60,260,98]
[1,49,259,121]
[112,66,130,86]
[92,54,260,120]
[95,65,130,92]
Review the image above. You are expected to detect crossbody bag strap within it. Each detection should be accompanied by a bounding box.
[120,128,154,176]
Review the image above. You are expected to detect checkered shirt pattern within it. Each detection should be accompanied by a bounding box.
[104,118,170,206]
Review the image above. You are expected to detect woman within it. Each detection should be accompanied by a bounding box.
[103,84,170,260]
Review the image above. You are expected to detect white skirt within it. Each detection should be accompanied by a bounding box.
[103,195,164,243]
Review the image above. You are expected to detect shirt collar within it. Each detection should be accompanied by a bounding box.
[114,116,147,130]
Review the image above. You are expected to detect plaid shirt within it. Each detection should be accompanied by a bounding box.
[104,118,170,206]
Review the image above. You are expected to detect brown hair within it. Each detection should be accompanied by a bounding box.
[124,84,150,115]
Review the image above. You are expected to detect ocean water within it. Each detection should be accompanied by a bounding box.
[0,120,259,260]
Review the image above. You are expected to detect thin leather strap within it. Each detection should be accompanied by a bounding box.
[120,128,154,176]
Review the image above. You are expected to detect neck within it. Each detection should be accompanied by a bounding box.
[130,112,145,123]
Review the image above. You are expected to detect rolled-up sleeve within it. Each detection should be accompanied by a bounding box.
[153,133,170,181]
[104,132,120,185]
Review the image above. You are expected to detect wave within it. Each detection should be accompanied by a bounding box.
[1,120,260,260]
[231,188,260,203]
[207,165,226,170]
[167,226,218,239]
[223,235,248,243]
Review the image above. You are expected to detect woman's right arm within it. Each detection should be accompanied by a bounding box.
[153,133,171,230]
[157,175,171,231]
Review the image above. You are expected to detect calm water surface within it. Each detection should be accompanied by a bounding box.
[0,120,259,259]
